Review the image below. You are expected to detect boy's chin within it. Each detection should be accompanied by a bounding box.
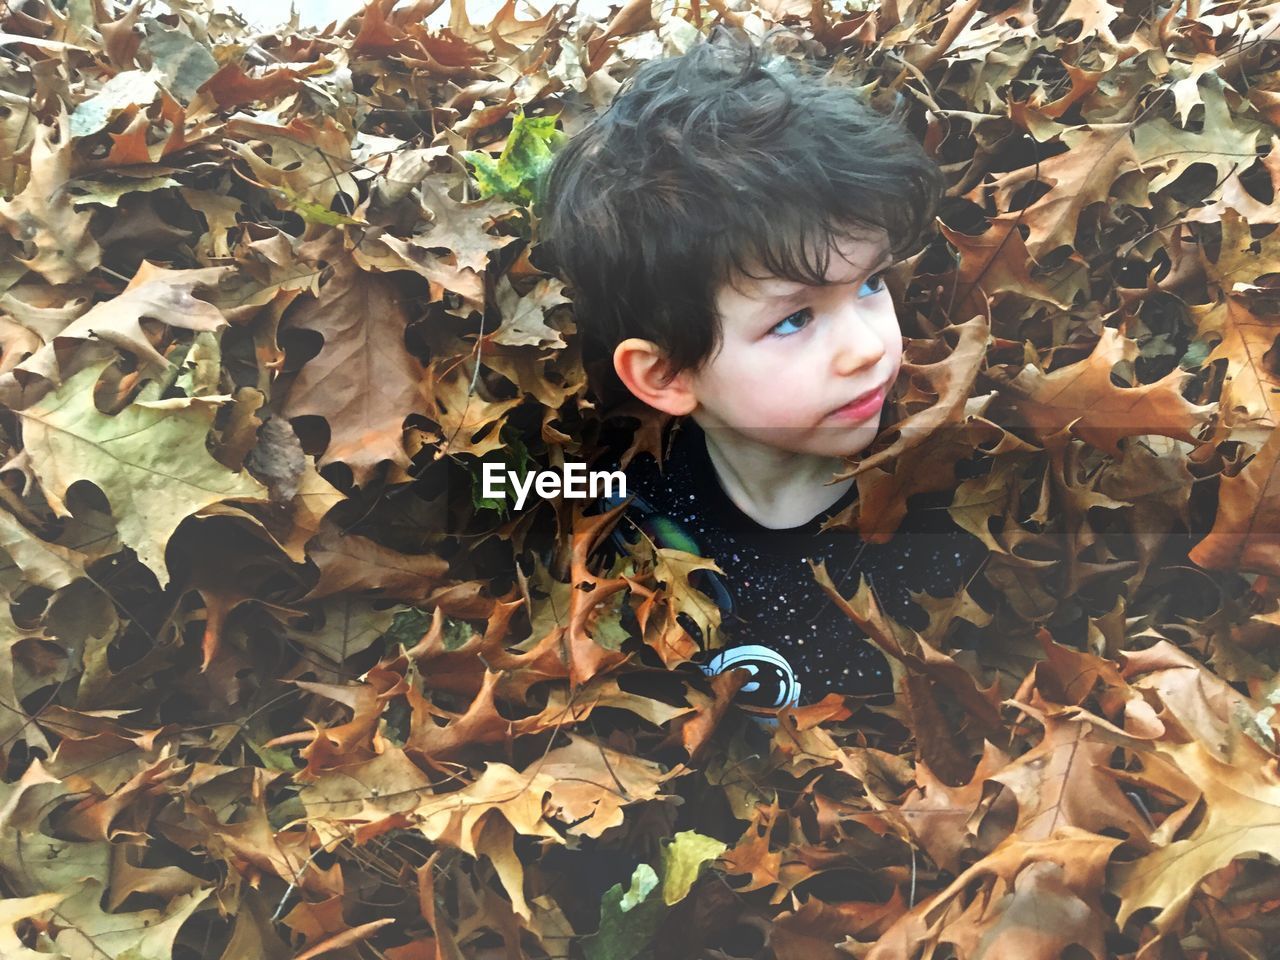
[755,429,881,460]
[817,440,878,460]
[703,420,882,458]
[807,427,885,460]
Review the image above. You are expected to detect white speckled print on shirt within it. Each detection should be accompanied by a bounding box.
[605,417,988,705]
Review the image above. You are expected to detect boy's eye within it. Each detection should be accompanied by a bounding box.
[771,308,813,337]
[863,269,889,295]
[768,269,892,338]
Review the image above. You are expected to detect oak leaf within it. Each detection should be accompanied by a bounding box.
[868,830,1121,960]
[421,356,524,459]
[0,508,85,592]
[997,326,1215,457]
[1191,290,1280,428]
[771,891,904,960]
[17,360,267,586]
[828,314,992,527]
[939,217,1072,323]
[0,120,101,284]
[304,519,450,601]
[0,890,71,960]
[536,733,677,838]
[282,238,426,485]
[21,261,233,386]
[1189,424,1280,578]
[979,121,1143,260]
[898,740,1015,875]
[1133,74,1271,196]
[1111,733,1280,938]
[52,878,213,960]
[986,709,1153,843]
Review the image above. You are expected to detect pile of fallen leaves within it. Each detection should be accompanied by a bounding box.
[0,0,1278,955]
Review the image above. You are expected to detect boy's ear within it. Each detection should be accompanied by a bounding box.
[613,338,697,416]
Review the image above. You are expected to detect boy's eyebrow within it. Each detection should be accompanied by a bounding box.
[756,244,894,307]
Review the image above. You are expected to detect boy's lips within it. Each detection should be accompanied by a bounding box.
[828,384,887,420]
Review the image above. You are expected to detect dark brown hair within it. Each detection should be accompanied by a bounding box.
[534,25,944,383]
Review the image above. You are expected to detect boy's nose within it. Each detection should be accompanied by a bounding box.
[831,317,885,375]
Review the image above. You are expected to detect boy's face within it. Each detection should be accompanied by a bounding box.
[687,228,902,460]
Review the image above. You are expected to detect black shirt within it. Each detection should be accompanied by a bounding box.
[598,417,988,706]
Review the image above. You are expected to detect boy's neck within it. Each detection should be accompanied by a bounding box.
[691,414,855,530]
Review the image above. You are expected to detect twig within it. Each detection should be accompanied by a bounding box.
[909,843,918,907]
[271,841,331,923]
[889,0,984,90]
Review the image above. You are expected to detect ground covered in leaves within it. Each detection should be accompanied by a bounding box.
[0,0,1279,956]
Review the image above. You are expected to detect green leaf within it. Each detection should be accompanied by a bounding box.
[242,732,301,773]
[619,863,659,911]
[461,105,566,205]
[660,830,727,905]
[1180,338,1213,370]
[460,150,517,202]
[470,465,510,518]
[17,360,267,587]
[384,606,434,649]
[271,182,366,225]
[243,711,303,776]
[442,615,472,651]
[470,426,533,518]
[583,863,665,960]
[590,590,632,652]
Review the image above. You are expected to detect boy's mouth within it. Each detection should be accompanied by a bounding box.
[828,384,886,421]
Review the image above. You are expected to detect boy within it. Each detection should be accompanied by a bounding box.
[533,26,988,712]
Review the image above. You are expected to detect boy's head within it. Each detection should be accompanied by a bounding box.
[535,27,944,459]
